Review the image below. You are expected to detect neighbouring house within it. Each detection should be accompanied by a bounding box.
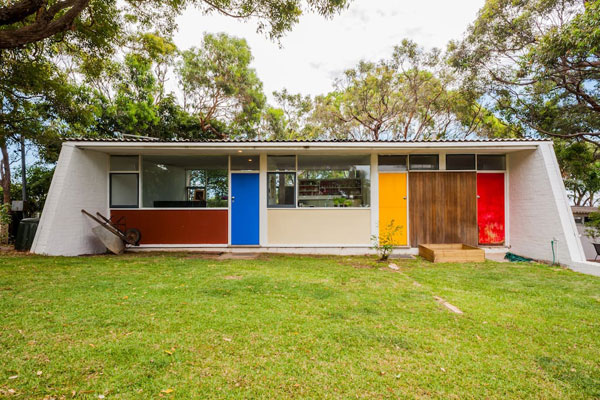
[572,206,599,261]
[31,138,591,270]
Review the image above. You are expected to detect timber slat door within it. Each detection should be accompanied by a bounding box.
[409,172,477,247]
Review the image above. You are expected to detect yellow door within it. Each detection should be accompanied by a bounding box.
[379,173,408,246]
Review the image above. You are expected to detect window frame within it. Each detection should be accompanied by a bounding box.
[408,154,440,171]
[476,154,506,171]
[109,172,140,208]
[267,171,297,208]
[446,154,476,171]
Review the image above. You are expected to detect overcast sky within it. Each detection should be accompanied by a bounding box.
[173,0,485,102]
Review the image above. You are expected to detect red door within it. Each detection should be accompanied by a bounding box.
[477,173,505,245]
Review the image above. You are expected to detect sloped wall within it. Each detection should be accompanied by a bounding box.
[508,143,585,265]
[31,144,109,256]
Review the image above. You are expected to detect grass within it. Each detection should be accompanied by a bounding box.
[0,252,599,399]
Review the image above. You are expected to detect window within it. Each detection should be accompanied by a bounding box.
[267,155,295,171]
[267,156,297,208]
[142,155,228,208]
[110,174,138,208]
[446,154,476,170]
[231,155,259,171]
[110,155,138,171]
[268,173,296,207]
[297,155,370,208]
[409,154,439,170]
[378,155,407,172]
[477,155,506,171]
[110,155,139,208]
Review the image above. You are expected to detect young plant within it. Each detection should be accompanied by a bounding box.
[371,220,403,261]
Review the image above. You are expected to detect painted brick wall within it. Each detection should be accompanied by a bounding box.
[31,144,109,256]
[508,143,585,265]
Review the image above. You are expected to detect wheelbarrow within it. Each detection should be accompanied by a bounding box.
[81,209,141,255]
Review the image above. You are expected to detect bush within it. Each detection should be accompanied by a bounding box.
[371,220,403,261]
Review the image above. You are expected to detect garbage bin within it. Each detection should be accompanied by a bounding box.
[15,218,39,251]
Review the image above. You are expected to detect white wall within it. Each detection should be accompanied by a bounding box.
[508,143,586,265]
[31,144,109,256]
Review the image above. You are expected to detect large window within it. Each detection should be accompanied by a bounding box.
[110,156,139,208]
[268,172,296,207]
[142,155,228,208]
[298,155,370,208]
[267,156,296,207]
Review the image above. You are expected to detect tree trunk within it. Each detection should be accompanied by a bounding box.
[0,140,11,206]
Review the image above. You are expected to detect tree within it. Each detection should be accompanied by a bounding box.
[308,40,513,141]
[177,33,266,138]
[0,0,350,49]
[0,47,91,206]
[450,0,600,146]
[264,89,317,139]
[555,140,600,206]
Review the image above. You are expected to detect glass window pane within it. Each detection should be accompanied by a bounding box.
[231,155,259,171]
[110,174,138,207]
[110,155,138,171]
[477,155,506,170]
[297,155,370,208]
[409,155,439,170]
[268,172,296,207]
[446,154,475,170]
[268,155,295,171]
[378,155,407,171]
[142,155,228,208]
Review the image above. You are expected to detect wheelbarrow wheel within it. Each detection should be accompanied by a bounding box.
[124,228,142,246]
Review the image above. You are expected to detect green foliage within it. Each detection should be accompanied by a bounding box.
[177,33,267,138]
[371,220,403,261]
[271,39,517,141]
[555,140,600,206]
[585,210,600,242]
[10,165,55,215]
[451,0,600,145]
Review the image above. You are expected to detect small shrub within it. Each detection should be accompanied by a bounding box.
[371,220,403,261]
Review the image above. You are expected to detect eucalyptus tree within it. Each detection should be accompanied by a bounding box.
[308,40,512,141]
[450,0,600,146]
[177,33,266,138]
[0,0,350,49]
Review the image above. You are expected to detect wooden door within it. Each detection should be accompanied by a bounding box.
[379,173,408,246]
[409,172,477,247]
[477,173,505,245]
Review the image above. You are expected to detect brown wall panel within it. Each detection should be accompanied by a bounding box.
[110,209,228,245]
[409,172,477,247]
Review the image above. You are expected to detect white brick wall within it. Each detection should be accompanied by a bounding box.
[31,144,109,256]
[508,143,585,265]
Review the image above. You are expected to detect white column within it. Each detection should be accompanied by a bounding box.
[370,153,379,239]
[259,153,268,246]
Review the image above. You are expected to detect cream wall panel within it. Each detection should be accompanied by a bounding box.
[267,209,371,245]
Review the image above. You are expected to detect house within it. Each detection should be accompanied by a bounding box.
[31,138,592,271]
[572,206,599,261]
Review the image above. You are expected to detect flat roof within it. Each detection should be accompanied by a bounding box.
[66,137,549,155]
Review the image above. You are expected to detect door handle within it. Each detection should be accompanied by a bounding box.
[231,196,235,202]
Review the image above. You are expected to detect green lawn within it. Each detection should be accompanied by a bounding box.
[1,253,599,399]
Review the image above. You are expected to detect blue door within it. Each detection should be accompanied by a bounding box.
[231,173,260,245]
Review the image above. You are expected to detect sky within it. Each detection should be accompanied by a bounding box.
[173,0,486,102]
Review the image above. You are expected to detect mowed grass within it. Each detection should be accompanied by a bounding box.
[1,253,600,399]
